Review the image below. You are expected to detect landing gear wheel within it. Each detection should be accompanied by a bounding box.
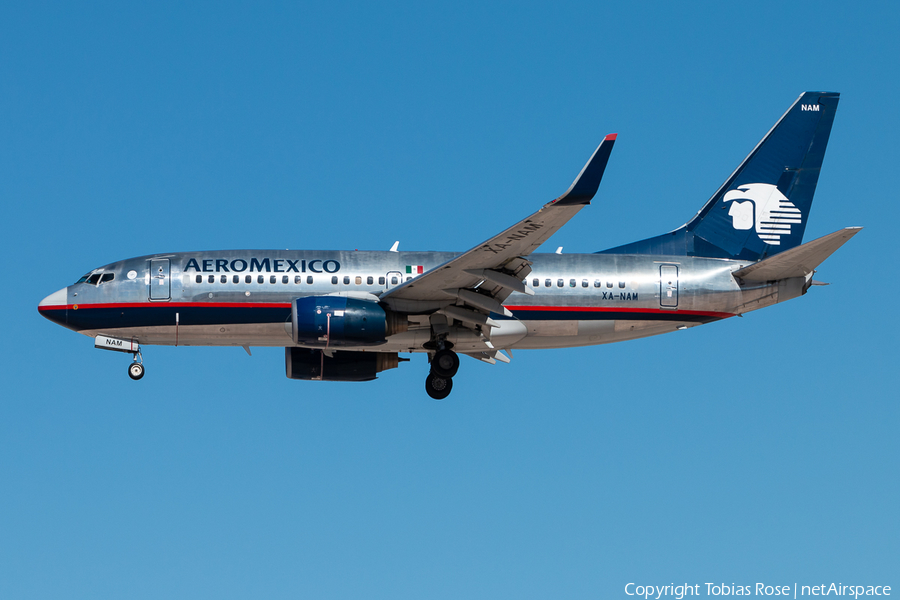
[431,349,459,378]
[425,373,453,400]
[128,362,145,380]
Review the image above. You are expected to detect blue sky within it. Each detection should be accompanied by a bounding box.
[1,2,897,598]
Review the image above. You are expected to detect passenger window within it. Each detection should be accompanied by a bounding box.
[295,276,302,284]
[533,278,539,287]
[355,276,362,285]
[208,275,215,283]
[343,276,350,285]
[100,273,114,283]
[406,276,412,281]
[594,280,601,288]
[607,281,613,288]
[233,275,239,284]
[257,275,264,284]
[619,281,625,288]
[367,276,374,285]
[307,276,314,284]
[391,276,398,285]
[379,277,385,285]
[557,279,564,287]
[269,275,276,284]
[581,279,588,288]
[331,276,338,284]
[569,279,576,287]
[220,275,227,283]
[195,275,202,284]
[245,275,252,284]
[87,274,102,285]
[545,279,551,287]
[280,275,287,284]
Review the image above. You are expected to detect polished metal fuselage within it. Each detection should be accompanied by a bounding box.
[45,249,807,354]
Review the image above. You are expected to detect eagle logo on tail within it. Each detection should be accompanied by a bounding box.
[723,183,802,245]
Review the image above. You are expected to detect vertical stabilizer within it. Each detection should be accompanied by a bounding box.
[600,92,839,260]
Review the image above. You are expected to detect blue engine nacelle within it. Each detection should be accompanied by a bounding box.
[291,296,387,347]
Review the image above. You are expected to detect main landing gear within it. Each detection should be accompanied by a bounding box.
[425,348,459,399]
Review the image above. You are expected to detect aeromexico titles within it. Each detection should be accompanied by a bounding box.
[39,92,860,399]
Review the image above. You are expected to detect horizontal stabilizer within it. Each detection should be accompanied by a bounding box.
[733,227,861,282]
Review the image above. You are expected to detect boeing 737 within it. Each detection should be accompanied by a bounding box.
[39,92,859,398]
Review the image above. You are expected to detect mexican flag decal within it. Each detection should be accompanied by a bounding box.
[406,265,424,275]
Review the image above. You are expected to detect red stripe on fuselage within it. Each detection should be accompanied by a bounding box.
[506,305,735,319]
[38,302,294,312]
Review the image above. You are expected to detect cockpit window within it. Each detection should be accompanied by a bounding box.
[75,273,92,284]
[100,273,115,284]
[86,274,102,285]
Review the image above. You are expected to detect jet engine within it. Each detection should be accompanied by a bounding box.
[285,348,401,381]
[290,296,406,347]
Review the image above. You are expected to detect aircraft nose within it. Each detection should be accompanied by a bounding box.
[38,287,68,325]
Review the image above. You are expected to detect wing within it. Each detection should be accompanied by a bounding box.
[380,134,617,316]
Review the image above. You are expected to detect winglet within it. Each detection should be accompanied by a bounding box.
[551,133,617,206]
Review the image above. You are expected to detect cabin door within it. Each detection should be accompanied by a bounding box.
[150,259,171,301]
[660,264,678,308]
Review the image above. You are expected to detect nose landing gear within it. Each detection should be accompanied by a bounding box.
[94,335,145,380]
[425,347,458,399]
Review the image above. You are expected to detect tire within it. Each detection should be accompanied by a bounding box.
[431,349,459,378]
[128,363,145,380]
[425,373,453,400]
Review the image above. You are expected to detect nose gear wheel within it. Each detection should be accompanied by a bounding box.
[128,362,145,380]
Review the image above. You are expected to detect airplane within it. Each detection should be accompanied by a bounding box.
[39,91,860,399]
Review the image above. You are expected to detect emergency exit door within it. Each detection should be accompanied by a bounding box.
[150,259,170,300]
[660,264,678,308]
